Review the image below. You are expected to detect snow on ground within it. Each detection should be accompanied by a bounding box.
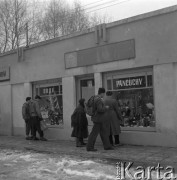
[0,149,116,180]
[1,148,175,180]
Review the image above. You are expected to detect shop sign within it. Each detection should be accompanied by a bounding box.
[113,76,146,89]
[40,86,59,96]
[0,67,10,81]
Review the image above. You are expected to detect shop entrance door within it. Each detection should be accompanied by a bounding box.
[77,78,95,126]
[80,79,95,102]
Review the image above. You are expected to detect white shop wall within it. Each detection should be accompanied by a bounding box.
[12,83,25,136]
[0,84,12,135]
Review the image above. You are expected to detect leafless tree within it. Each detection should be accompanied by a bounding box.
[38,0,112,40]
[0,0,27,52]
[25,0,44,45]
[89,12,113,27]
[0,0,112,52]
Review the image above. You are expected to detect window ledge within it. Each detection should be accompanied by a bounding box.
[121,126,155,132]
[46,124,64,129]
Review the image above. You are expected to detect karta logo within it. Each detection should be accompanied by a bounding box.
[116,162,176,180]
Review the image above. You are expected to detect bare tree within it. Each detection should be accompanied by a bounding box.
[0,0,27,52]
[0,0,112,52]
[37,0,67,40]
[89,12,113,27]
[25,0,44,45]
[66,1,90,34]
[38,0,112,40]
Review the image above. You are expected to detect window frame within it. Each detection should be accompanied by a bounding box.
[33,79,63,128]
[103,68,156,132]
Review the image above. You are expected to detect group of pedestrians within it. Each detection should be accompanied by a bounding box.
[22,95,47,141]
[71,87,123,152]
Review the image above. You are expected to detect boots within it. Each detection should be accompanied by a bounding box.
[80,137,86,145]
[76,138,85,147]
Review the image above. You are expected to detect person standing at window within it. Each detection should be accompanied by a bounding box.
[104,91,123,146]
[29,95,47,141]
[71,98,88,147]
[22,97,32,140]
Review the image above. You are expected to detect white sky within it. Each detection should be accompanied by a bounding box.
[66,0,177,21]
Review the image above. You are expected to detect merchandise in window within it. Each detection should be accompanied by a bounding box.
[106,73,155,128]
[35,83,63,126]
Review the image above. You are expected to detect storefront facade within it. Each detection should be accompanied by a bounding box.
[0,6,177,147]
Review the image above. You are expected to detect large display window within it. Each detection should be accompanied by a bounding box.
[33,79,63,127]
[104,69,155,130]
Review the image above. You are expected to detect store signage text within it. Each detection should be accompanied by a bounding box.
[39,86,59,96]
[0,67,10,81]
[113,76,146,89]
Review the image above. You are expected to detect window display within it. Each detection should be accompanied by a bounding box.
[34,82,63,126]
[106,71,155,128]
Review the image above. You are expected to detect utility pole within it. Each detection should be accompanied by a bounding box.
[15,0,19,48]
[25,22,29,47]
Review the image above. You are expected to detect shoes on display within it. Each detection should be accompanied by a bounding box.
[87,148,97,152]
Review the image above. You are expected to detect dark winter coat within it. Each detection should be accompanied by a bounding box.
[91,95,108,124]
[91,95,110,136]
[104,96,123,135]
[71,105,88,138]
[22,102,30,121]
[29,99,42,118]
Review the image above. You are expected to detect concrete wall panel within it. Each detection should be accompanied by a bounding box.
[12,84,25,136]
[154,63,176,133]
[0,85,12,135]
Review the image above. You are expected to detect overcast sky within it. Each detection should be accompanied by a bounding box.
[67,0,177,21]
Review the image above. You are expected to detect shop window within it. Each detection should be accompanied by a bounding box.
[34,81,63,126]
[106,72,155,128]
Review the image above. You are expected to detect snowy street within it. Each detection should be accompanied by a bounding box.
[0,148,116,180]
[1,136,177,180]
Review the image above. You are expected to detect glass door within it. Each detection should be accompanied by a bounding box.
[80,79,95,102]
[77,77,95,126]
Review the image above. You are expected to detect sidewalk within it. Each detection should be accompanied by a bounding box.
[0,135,177,168]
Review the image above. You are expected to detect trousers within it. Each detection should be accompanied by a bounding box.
[25,119,32,136]
[31,116,43,138]
[86,122,111,150]
[109,135,120,145]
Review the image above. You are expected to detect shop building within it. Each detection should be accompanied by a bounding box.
[0,5,177,147]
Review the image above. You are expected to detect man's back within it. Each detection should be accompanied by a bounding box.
[22,102,30,120]
[92,95,107,123]
[29,99,42,118]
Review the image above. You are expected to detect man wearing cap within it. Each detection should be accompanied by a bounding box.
[29,95,47,141]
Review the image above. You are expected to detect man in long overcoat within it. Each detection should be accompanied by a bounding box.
[104,91,123,146]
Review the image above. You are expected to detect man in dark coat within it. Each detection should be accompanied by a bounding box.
[29,95,47,141]
[104,91,123,146]
[86,88,113,151]
[71,98,88,147]
[22,97,32,140]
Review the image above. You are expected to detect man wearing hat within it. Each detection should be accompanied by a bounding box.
[29,95,47,141]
